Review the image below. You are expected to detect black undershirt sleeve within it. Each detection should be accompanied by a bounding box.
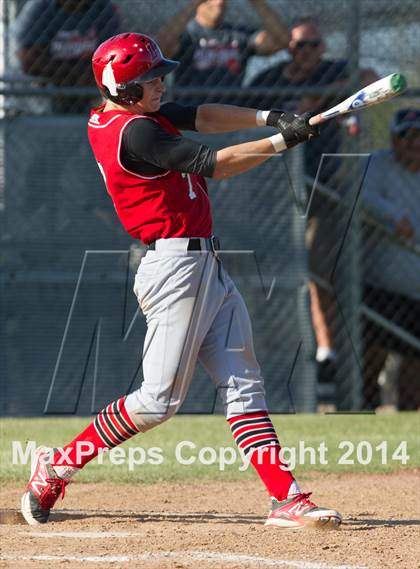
[157,102,198,131]
[121,104,217,178]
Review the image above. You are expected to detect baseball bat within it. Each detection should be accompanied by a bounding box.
[308,73,407,126]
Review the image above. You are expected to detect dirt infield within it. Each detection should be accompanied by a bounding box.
[0,471,419,569]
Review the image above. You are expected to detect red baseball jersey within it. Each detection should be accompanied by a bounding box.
[88,106,212,244]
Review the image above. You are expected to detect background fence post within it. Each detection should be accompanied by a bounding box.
[290,144,318,412]
[334,0,363,411]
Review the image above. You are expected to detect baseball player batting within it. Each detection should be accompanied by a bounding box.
[21,33,341,529]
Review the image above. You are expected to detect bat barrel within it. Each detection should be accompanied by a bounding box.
[308,73,407,127]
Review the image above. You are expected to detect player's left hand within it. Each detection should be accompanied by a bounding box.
[267,110,320,148]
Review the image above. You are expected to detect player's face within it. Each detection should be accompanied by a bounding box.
[140,77,166,113]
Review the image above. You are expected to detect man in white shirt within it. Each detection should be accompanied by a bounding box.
[362,109,420,410]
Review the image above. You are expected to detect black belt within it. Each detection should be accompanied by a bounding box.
[148,237,221,252]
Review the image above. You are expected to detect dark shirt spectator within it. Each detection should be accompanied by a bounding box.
[250,17,377,384]
[172,18,260,88]
[157,0,289,103]
[252,58,348,182]
[249,18,353,184]
[14,0,120,112]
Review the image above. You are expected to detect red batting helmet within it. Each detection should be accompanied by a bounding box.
[92,33,179,104]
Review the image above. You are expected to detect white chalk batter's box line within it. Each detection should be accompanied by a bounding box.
[0,551,369,569]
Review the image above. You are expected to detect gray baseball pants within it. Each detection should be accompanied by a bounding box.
[124,238,267,431]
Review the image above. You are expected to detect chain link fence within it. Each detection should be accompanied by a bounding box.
[1,0,420,415]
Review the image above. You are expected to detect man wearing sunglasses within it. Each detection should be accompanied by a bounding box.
[361,109,420,410]
[250,17,377,389]
[249,16,349,147]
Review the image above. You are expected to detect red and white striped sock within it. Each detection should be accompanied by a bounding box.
[228,411,295,501]
[52,396,140,470]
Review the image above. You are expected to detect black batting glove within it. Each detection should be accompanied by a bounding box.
[266,110,320,148]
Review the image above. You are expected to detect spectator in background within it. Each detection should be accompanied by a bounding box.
[157,0,289,104]
[250,16,357,182]
[14,0,120,113]
[250,17,377,384]
[361,109,420,410]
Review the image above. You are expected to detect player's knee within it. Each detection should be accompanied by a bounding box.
[221,375,267,416]
[129,398,180,431]
[153,401,178,424]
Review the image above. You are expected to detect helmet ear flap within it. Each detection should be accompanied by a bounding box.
[123,82,144,103]
[101,82,143,105]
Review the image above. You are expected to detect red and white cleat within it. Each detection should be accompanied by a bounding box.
[21,446,69,525]
[265,492,342,529]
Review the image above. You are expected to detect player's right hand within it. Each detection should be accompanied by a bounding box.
[266,110,320,148]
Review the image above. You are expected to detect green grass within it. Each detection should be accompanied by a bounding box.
[0,413,418,484]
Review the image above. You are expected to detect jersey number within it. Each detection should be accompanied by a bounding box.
[98,163,198,203]
[182,173,197,200]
